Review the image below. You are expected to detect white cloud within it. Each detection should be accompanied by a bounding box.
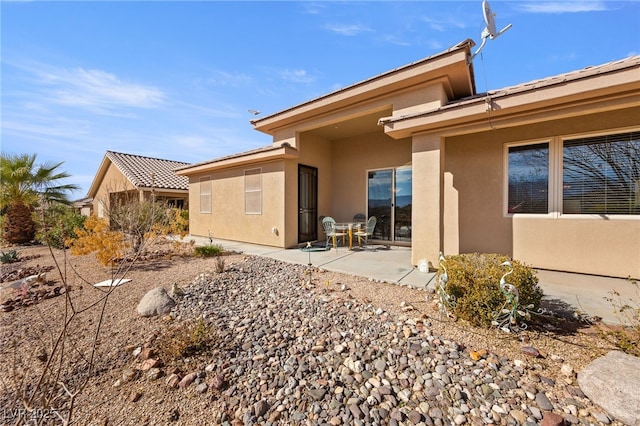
[425,39,445,51]
[202,70,253,87]
[280,69,317,84]
[380,34,412,47]
[301,2,325,15]
[39,67,165,110]
[324,23,372,36]
[516,2,609,14]
[420,15,468,33]
[174,136,208,150]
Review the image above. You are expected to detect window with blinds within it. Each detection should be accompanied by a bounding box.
[563,131,639,215]
[507,143,549,214]
[244,168,262,214]
[199,176,211,214]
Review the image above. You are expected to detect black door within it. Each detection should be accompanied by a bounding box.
[298,165,318,243]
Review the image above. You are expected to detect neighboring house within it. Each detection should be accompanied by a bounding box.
[176,40,640,278]
[88,151,189,219]
[72,197,93,216]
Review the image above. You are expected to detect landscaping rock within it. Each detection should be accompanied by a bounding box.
[578,350,640,426]
[136,287,176,317]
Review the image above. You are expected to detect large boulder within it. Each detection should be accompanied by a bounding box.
[136,287,176,317]
[578,350,640,426]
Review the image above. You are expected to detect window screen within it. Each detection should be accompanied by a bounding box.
[199,177,211,214]
[563,131,639,215]
[508,143,549,214]
[245,168,262,214]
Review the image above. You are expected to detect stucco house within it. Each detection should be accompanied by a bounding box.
[176,40,640,279]
[88,151,189,219]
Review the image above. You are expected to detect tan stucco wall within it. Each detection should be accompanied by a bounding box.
[441,108,640,278]
[411,134,444,268]
[187,161,286,247]
[330,132,412,223]
[512,217,639,278]
[92,163,137,218]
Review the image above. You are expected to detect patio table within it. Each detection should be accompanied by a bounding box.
[335,222,365,250]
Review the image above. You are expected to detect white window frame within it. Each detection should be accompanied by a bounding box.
[199,176,211,214]
[504,127,640,220]
[244,168,262,215]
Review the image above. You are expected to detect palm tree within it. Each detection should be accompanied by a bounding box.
[0,153,79,244]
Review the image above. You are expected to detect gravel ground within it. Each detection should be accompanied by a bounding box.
[0,243,623,425]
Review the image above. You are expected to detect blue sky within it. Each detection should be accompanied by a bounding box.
[2,1,639,197]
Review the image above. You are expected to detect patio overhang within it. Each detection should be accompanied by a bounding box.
[250,40,476,137]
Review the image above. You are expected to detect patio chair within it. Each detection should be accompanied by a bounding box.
[353,213,366,222]
[355,216,377,250]
[322,217,347,250]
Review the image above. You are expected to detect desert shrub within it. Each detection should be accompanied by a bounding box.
[67,216,128,266]
[214,256,226,273]
[109,198,171,252]
[0,249,19,264]
[442,253,543,327]
[36,203,86,248]
[157,318,214,361]
[194,244,223,257]
[171,208,189,233]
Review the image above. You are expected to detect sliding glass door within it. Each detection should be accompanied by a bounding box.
[367,167,412,243]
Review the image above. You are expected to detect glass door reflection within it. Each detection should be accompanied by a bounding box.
[367,167,411,243]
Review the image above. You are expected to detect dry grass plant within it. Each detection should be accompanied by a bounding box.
[601,277,640,356]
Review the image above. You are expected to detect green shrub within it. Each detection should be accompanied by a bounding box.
[0,249,19,264]
[36,204,86,249]
[441,253,543,327]
[194,244,223,257]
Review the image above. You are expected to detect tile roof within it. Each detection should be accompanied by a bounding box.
[106,151,189,190]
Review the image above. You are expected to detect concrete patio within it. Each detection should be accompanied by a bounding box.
[186,235,637,325]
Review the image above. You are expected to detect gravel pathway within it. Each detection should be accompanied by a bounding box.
[168,256,617,426]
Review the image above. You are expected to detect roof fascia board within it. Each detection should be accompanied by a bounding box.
[252,47,472,134]
[382,68,640,139]
[176,146,299,175]
[413,92,640,139]
[87,154,115,198]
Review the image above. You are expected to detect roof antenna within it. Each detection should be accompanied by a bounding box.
[468,0,512,64]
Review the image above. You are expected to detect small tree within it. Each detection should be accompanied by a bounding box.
[108,197,170,252]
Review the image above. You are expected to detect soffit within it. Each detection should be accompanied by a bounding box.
[304,110,391,140]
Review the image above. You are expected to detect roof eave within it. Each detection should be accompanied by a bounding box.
[381,63,640,139]
[86,154,113,198]
[251,40,475,135]
[176,145,299,175]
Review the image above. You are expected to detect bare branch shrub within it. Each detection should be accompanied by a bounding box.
[0,195,178,424]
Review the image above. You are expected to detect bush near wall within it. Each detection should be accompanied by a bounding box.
[441,253,544,328]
